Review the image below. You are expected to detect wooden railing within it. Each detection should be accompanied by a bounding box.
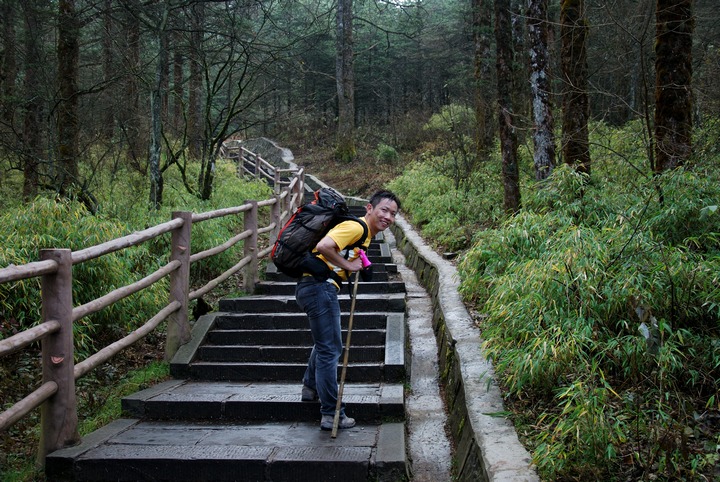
[0,147,305,465]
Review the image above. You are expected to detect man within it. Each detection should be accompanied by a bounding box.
[296,190,401,430]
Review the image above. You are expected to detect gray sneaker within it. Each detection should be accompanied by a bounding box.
[320,414,355,431]
[301,385,318,401]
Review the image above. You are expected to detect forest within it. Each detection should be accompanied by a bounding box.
[1,0,720,480]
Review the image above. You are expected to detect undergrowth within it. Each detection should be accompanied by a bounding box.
[1,358,170,482]
[391,120,720,480]
[0,159,271,479]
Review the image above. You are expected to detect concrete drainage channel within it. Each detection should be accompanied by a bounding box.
[391,216,539,482]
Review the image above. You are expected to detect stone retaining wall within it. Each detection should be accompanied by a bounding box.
[392,216,539,482]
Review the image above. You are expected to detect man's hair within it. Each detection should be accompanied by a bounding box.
[369,190,401,211]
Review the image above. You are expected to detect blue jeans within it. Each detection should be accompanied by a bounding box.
[296,278,345,416]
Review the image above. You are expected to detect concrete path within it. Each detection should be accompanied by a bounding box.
[387,229,454,481]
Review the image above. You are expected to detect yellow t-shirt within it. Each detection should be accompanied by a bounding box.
[315,217,371,282]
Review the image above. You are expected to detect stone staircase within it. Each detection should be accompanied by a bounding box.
[46,215,410,481]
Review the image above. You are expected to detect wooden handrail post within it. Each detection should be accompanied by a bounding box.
[38,249,79,466]
[165,212,192,361]
[294,172,304,210]
[254,153,260,178]
[298,171,306,209]
[273,169,281,195]
[271,194,282,244]
[243,201,259,293]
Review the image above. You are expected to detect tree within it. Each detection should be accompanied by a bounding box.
[21,2,42,199]
[472,0,495,156]
[560,0,590,176]
[654,0,693,172]
[335,0,355,162]
[119,0,143,169]
[1,0,18,123]
[56,0,80,195]
[148,1,171,210]
[100,0,115,141]
[527,0,555,181]
[171,31,184,135]
[495,0,520,213]
[187,1,204,161]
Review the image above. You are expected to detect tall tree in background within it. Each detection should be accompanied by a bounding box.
[56,0,80,195]
[101,0,114,141]
[148,2,170,210]
[472,0,495,156]
[654,0,694,172]
[495,0,520,213]
[188,2,204,161]
[21,2,42,199]
[527,0,555,180]
[171,31,184,135]
[335,0,355,162]
[560,0,590,175]
[1,0,17,123]
[120,0,143,168]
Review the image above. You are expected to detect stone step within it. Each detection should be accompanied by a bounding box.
[265,269,391,282]
[121,381,405,422]
[205,328,386,346]
[197,344,385,363]
[255,280,406,296]
[213,312,389,330]
[170,313,405,381]
[45,419,406,482]
[183,360,404,383]
[218,293,407,314]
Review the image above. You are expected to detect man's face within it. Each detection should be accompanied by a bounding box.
[366,198,398,235]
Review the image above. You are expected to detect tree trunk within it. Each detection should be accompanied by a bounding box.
[22,2,42,199]
[335,0,355,162]
[1,0,18,123]
[149,7,169,210]
[511,0,528,124]
[527,0,556,181]
[56,0,80,195]
[172,33,184,135]
[560,0,590,175]
[161,30,170,124]
[495,0,520,214]
[101,0,114,141]
[654,0,693,172]
[472,0,495,156]
[121,0,142,169]
[188,3,204,161]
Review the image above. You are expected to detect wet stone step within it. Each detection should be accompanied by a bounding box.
[45,419,406,482]
[214,312,389,330]
[218,293,407,314]
[122,381,405,422]
[206,328,386,346]
[254,280,406,296]
[263,269,392,283]
[185,361,401,383]
[197,345,385,363]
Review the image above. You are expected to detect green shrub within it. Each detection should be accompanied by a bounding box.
[388,156,504,251]
[375,143,400,164]
[0,198,164,357]
[457,152,720,479]
[0,160,273,357]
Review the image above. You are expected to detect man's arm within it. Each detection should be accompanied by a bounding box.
[316,236,363,272]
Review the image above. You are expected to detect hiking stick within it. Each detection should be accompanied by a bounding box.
[331,270,361,438]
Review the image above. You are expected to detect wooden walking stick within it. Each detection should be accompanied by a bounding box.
[331,250,370,438]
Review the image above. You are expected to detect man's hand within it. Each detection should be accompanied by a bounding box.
[316,236,363,272]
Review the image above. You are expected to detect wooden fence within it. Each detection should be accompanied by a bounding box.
[0,145,305,466]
